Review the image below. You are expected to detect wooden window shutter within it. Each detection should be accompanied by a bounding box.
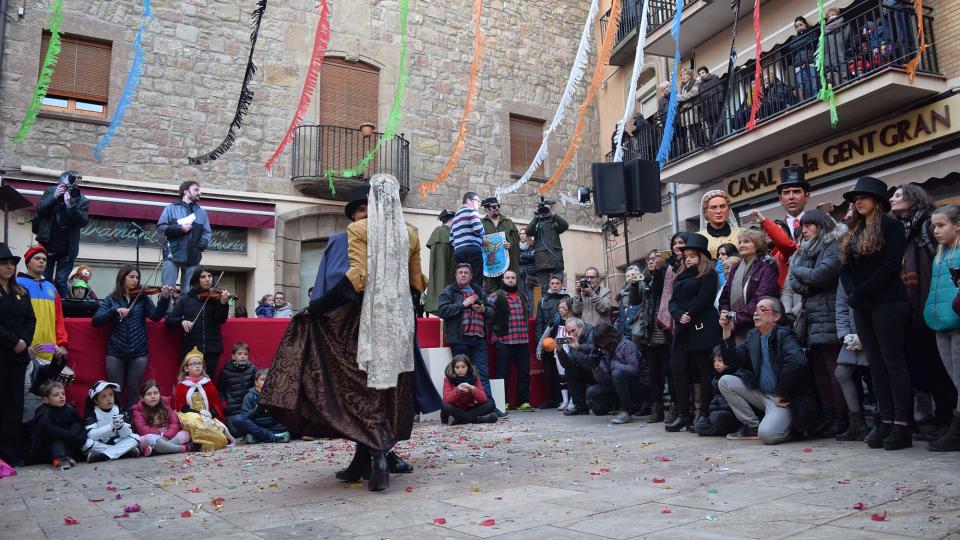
[40,32,112,102]
[509,115,545,177]
[317,58,379,128]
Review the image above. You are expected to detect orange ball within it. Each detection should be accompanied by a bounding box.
[541,337,556,352]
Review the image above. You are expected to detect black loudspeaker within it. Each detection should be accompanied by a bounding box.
[591,162,628,216]
[624,158,662,214]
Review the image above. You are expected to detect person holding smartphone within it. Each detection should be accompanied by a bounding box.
[572,267,613,327]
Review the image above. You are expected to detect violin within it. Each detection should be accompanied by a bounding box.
[197,287,234,301]
[128,286,164,296]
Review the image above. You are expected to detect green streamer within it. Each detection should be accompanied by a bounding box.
[814,0,838,127]
[12,0,65,143]
[322,0,409,193]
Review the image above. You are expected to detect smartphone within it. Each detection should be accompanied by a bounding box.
[39,343,56,353]
[950,267,960,287]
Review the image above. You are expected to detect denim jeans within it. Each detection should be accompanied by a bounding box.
[161,260,196,288]
[586,369,649,415]
[450,336,492,400]
[43,251,74,297]
[230,414,287,443]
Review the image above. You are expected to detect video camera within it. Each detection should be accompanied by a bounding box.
[535,196,556,217]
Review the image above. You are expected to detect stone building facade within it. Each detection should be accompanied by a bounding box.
[0,0,606,309]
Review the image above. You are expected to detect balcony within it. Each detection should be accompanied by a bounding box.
[644,0,767,58]
[600,0,677,66]
[607,0,944,185]
[290,124,410,199]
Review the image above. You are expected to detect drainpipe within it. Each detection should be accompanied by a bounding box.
[0,0,9,92]
[669,182,679,234]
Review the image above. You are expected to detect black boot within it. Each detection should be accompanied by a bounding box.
[832,407,849,436]
[865,418,893,449]
[929,413,960,452]
[335,444,371,482]
[387,451,413,474]
[835,411,869,441]
[367,451,390,491]
[665,414,692,433]
[882,424,913,450]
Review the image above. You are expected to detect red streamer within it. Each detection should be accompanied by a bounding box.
[264,0,331,172]
[904,0,926,82]
[745,0,763,130]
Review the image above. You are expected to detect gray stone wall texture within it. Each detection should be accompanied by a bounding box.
[0,0,600,224]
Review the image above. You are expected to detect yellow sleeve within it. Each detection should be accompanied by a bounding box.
[345,221,368,293]
[408,226,427,293]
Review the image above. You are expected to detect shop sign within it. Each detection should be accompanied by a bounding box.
[724,94,960,203]
[80,218,247,253]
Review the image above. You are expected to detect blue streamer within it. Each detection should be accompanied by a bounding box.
[93,0,153,160]
[655,0,685,168]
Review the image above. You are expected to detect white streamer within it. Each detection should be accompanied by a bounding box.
[613,0,650,162]
[496,0,600,197]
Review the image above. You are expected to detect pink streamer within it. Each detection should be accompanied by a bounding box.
[746,0,763,130]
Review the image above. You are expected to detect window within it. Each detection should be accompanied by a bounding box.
[317,58,379,128]
[39,32,112,118]
[509,114,545,178]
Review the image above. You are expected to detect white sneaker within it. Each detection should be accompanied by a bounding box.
[565,401,577,411]
[556,399,569,411]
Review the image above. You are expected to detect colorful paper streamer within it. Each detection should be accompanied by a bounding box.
[904,0,926,82]
[188,0,268,165]
[93,0,153,160]
[264,0,331,172]
[539,0,623,195]
[745,0,763,130]
[654,0,684,167]
[814,0,838,127]
[324,0,410,195]
[613,0,650,162]
[12,0,64,143]
[495,0,599,197]
[418,0,484,199]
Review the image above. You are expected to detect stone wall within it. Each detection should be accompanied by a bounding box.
[0,0,601,225]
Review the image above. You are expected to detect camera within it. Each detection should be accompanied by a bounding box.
[723,312,734,321]
[58,170,82,198]
[555,337,571,345]
[535,196,555,217]
[580,279,589,289]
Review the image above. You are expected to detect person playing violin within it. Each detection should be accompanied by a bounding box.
[92,265,172,407]
[165,266,231,383]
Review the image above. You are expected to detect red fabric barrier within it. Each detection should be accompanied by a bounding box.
[485,319,544,407]
[63,317,448,407]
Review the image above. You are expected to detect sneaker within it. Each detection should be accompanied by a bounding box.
[475,413,499,423]
[726,425,759,440]
[86,451,108,464]
[495,409,510,418]
[243,434,256,444]
[274,432,291,443]
[555,399,569,411]
[565,401,577,412]
[142,445,153,457]
[563,408,590,416]
[121,447,140,459]
[610,411,634,425]
[52,457,71,470]
[67,458,77,467]
[517,403,535,412]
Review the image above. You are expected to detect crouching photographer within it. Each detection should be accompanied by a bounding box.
[556,317,595,417]
[525,198,568,291]
[585,324,650,425]
[33,171,89,296]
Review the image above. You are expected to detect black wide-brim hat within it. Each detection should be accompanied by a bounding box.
[438,209,455,222]
[344,184,370,219]
[679,233,712,258]
[843,176,891,212]
[481,196,499,207]
[0,243,20,265]
[777,165,811,194]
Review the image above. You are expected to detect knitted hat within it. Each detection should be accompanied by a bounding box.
[69,264,93,282]
[23,245,47,264]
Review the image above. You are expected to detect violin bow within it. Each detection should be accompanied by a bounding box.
[124,254,165,319]
[189,270,226,328]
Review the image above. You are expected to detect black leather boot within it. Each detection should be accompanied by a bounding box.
[665,414,692,433]
[832,407,849,436]
[865,417,892,449]
[367,451,390,491]
[335,444,371,482]
[835,411,868,441]
[387,451,413,474]
[882,424,913,450]
[928,413,960,452]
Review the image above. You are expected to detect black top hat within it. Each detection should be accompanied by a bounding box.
[777,165,811,194]
[679,233,712,258]
[0,243,19,265]
[481,197,499,208]
[344,185,369,220]
[843,176,891,212]
[438,209,455,222]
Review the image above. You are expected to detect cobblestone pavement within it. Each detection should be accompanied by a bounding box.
[2,412,958,539]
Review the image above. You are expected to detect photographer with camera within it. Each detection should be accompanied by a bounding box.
[573,267,613,327]
[525,199,568,292]
[33,171,90,296]
[555,317,595,416]
[586,323,650,425]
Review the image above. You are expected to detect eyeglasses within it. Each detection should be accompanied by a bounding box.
[186,361,203,367]
[754,306,775,314]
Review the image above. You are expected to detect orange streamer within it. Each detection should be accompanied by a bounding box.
[418,0,484,199]
[539,0,623,195]
[904,0,926,82]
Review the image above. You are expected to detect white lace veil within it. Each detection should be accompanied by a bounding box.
[356,174,415,389]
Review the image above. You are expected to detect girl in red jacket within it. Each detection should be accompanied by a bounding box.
[131,380,200,456]
[441,355,498,425]
[174,347,233,450]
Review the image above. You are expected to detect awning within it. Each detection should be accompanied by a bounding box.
[0,177,275,229]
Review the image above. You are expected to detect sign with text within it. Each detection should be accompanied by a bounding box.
[724,94,960,203]
[80,218,247,253]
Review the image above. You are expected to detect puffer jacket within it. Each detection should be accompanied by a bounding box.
[784,227,843,346]
[593,337,648,388]
[255,302,274,318]
[156,201,212,266]
[923,245,960,332]
[92,294,170,357]
[535,291,570,340]
[218,361,257,416]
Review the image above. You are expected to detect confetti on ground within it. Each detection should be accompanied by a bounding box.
[112,513,129,519]
[88,498,104,503]
[661,506,672,514]
[652,477,666,483]
[471,487,480,493]
[64,516,79,525]
[706,514,718,521]
[123,504,141,513]
[189,487,202,493]
[802,448,813,453]
[838,479,850,484]
[871,511,888,521]
[853,502,866,510]
[211,497,225,509]
[106,485,117,492]
[707,487,718,494]
[433,517,447,525]
[655,455,673,462]
[181,510,192,518]
[405,486,414,492]
[480,519,496,526]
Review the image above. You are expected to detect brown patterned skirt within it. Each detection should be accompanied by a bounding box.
[258,304,414,451]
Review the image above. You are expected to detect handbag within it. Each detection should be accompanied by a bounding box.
[793,297,809,347]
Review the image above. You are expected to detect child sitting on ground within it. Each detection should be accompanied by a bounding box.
[441,354,498,425]
[131,380,200,455]
[694,346,742,437]
[174,347,233,450]
[26,380,88,469]
[84,381,140,462]
[229,368,291,444]
[218,342,257,436]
